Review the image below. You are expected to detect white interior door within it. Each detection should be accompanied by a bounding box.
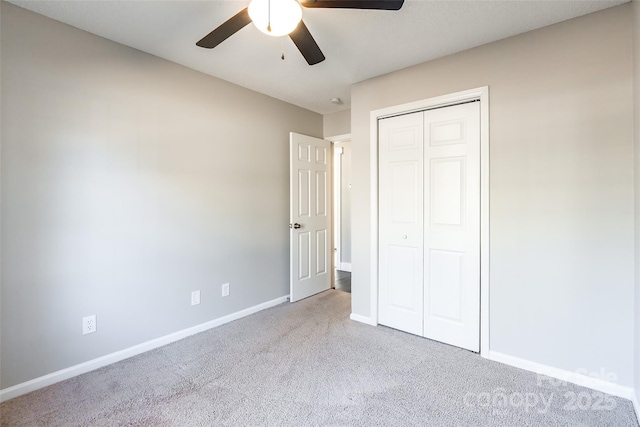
[290,132,332,302]
[423,102,480,352]
[378,112,424,336]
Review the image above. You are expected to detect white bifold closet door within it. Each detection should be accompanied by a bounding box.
[378,102,480,352]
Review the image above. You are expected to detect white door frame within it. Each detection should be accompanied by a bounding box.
[326,133,352,277]
[333,146,343,273]
[369,87,490,356]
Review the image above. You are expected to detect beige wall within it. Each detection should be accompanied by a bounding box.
[0,3,322,388]
[351,5,635,386]
[323,109,351,138]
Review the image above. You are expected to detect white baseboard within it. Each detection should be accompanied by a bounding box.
[338,262,352,273]
[0,295,289,403]
[349,313,377,326]
[488,351,634,400]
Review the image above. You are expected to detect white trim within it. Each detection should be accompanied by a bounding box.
[370,109,379,329]
[0,295,289,403]
[350,313,377,326]
[369,87,490,355]
[338,262,352,272]
[488,351,635,400]
[334,147,343,273]
[325,133,351,143]
[330,135,353,280]
[479,89,490,357]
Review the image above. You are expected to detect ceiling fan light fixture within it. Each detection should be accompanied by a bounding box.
[248,0,302,37]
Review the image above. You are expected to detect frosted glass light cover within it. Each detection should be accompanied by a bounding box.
[248,0,302,37]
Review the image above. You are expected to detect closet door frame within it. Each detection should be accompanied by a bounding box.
[369,87,490,357]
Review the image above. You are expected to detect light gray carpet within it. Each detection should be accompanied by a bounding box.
[1,290,638,426]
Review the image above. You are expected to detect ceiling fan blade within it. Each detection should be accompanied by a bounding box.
[300,0,404,10]
[196,7,252,49]
[289,20,326,66]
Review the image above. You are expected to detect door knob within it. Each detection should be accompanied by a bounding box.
[289,223,302,229]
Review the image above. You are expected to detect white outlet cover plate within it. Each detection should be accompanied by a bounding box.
[191,290,201,306]
[222,283,230,297]
[82,315,97,335]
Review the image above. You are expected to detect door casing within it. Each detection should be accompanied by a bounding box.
[368,87,490,357]
[327,133,352,283]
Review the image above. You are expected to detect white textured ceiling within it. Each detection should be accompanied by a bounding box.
[7,0,627,114]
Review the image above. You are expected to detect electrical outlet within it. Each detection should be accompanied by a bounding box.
[222,283,230,297]
[191,290,201,306]
[82,315,97,335]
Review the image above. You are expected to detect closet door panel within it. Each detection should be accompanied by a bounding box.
[378,112,424,336]
[423,102,481,352]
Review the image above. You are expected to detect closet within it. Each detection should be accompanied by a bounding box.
[378,101,480,352]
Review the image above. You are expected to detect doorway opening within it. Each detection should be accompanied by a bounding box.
[289,131,352,302]
[330,135,352,293]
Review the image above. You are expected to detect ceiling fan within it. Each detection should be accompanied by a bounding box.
[196,0,405,66]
